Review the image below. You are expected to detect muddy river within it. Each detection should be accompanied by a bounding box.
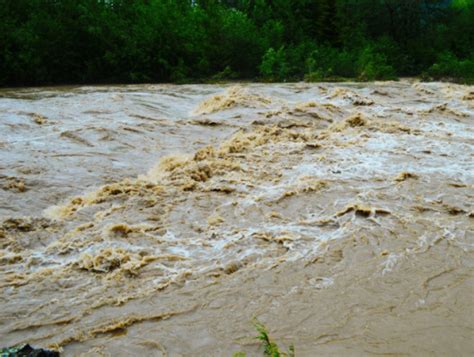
[0,81,473,356]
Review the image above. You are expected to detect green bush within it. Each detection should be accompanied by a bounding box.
[371,36,413,75]
[284,41,318,79]
[219,9,263,77]
[259,42,316,81]
[259,47,289,81]
[210,65,239,82]
[356,45,397,81]
[304,45,397,81]
[305,46,357,80]
[427,52,474,83]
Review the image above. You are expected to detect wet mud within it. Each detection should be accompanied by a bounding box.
[0,81,473,356]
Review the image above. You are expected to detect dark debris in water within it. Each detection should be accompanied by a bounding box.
[0,344,59,357]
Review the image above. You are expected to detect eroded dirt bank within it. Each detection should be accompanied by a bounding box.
[0,81,473,356]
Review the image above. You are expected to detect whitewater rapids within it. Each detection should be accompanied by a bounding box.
[0,81,473,355]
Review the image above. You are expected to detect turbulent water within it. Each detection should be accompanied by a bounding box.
[0,81,473,356]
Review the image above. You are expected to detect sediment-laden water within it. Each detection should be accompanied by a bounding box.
[0,81,473,356]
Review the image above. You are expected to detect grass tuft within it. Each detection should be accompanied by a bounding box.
[255,320,295,357]
[232,320,295,357]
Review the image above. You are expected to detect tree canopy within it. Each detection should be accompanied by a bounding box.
[1,0,473,86]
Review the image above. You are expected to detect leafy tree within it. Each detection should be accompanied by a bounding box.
[0,0,473,85]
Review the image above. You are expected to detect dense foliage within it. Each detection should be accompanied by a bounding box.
[1,0,473,86]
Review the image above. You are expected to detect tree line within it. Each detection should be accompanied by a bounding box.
[1,0,473,86]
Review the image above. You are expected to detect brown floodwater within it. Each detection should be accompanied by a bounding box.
[0,81,473,356]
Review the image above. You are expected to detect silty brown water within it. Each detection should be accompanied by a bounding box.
[0,81,473,356]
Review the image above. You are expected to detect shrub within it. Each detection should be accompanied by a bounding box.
[260,41,317,81]
[219,9,264,77]
[427,52,474,83]
[259,47,288,81]
[356,45,397,81]
[211,65,238,81]
[305,46,357,80]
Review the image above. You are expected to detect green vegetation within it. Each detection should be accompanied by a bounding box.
[426,52,474,83]
[254,320,295,357]
[233,320,295,357]
[1,0,473,86]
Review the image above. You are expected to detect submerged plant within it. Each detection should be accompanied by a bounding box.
[233,321,295,357]
[255,320,281,356]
